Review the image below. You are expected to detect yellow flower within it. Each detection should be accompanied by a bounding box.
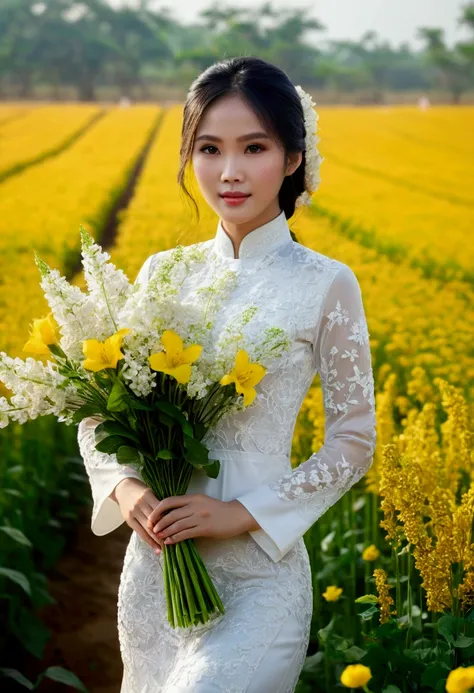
[149,329,202,385]
[362,544,380,561]
[82,328,130,372]
[374,567,396,624]
[446,666,474,693]
[219,349,266,407]
[322,585,343,602]
[23,312,60,356]
[340,664,372,688]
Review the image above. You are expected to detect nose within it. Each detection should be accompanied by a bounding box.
[220,156,244,183]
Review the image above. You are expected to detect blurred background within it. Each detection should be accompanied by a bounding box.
[1,0,474,104]
[1,1,474,692]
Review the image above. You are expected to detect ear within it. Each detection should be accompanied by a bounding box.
[285,151,303,176]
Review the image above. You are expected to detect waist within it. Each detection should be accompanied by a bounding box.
[206,447,291,464]
[188,447,291,501]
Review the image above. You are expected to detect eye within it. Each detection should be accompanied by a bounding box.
[200,145,219,154]
[247,144,264,153]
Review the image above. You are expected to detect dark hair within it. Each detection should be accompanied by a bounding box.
[177,56,306,230]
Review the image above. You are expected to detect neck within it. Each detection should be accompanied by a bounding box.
[220,201,283,260]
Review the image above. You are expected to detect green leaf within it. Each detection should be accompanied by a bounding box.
[95,435,129,454]
[194,422,206,439]
[0,567,31,596]
[183,434,209,464]
[421,661,451,688]
[107,380,129,412]
[205,458,220,479]
[156,449,174,459]
[301,651,324,673]
[95,421,140,444]
[355,594,378,604]
[71,403,100,424]
[344,645,367,662]
[115,446,143,467]
[129,399,155,411]
[438,614,463,645]
[0,668,34,689]
[0,526,32,548]
[358,605,378,621]
[157,411,174,427]
[43,666,88,692]
[154,400,194,437]
[452,635,474,648]
[382,687,403,693]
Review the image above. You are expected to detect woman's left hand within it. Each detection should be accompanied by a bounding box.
[146,493,260,546]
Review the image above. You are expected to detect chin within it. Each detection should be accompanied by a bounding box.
[217,198,268,221]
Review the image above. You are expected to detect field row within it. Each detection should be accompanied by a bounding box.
[0,105,161,357]
[311,105,474,283]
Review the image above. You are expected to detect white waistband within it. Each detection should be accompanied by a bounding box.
[206,447,291,466]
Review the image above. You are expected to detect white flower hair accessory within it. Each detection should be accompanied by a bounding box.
[294,85,324,208]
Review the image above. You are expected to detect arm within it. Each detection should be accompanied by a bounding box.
[78,254,154,536]
[235,263,377,562]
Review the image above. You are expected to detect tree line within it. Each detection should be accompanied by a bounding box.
[2,0,474,103]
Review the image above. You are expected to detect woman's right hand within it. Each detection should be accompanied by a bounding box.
[113,478,165,555]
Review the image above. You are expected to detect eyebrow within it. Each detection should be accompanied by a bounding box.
[195,131,272,143]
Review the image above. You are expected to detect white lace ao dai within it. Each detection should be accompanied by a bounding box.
[77,211,377,692]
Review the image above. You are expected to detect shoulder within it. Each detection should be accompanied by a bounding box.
[290,241,350,280]
[290,242,363,301]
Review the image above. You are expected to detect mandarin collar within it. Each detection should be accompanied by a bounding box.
[213,210,292,260]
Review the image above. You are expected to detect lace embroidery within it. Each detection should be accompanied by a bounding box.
[266,263,376,507]
[117,531,313,693]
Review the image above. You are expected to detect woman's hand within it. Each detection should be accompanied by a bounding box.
[114,478,165,555]
[146,493,261,545]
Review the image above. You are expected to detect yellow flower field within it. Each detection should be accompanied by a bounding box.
[0,104,161,356]
[0,103,103,181]
[0,103,31,128]
[313,105,474,282]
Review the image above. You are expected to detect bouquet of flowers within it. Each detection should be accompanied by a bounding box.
[0,229,292,629]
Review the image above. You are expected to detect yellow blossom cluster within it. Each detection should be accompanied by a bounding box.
[373,567,396,624]
[377,379,474,613]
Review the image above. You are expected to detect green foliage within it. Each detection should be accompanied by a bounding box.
[2,0,473,101]
[0,416,90,690]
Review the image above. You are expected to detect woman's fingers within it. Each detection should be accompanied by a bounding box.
[147,504,170,529]
[152,509,194,535]
[129,507,164,552]
[163,527,198,544]
[156,517,197,539]
[129,516,163,551]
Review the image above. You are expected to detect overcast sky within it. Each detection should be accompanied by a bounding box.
[136,0,470,50]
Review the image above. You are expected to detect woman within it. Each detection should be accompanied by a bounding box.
[78,56,377,693]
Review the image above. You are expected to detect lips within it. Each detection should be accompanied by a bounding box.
[220,192,251,198]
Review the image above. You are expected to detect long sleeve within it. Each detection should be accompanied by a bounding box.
[235,263,377,562]
[78,254,154,536]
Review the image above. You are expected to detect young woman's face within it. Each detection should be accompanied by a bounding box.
[192,93,298,225]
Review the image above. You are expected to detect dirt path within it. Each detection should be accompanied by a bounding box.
[35,506,131,692]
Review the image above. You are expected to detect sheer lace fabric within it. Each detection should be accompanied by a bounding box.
[77,210,376,692]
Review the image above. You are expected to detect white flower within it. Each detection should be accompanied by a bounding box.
[294,85,324,208]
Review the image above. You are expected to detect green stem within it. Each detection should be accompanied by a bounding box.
[394,546,401,621]
[406,544,412,649]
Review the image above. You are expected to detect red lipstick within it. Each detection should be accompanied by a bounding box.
[220,192,251,206]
